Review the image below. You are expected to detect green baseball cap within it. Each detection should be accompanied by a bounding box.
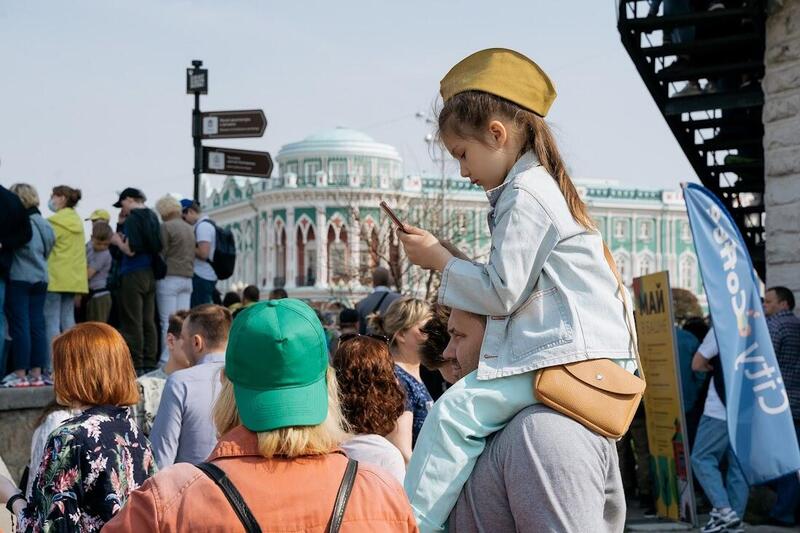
[225,298,329,432]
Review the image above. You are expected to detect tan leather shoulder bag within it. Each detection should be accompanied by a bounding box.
[533,243,646,439]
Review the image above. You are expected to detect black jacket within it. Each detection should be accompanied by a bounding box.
[0,185,33,279]
[125,207,162,255]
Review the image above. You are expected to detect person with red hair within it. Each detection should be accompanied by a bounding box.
[333,335,407,482]
[0,322,156,531]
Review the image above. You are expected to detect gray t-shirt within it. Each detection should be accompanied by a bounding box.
[449,404,626,533]
[86,244,112,293]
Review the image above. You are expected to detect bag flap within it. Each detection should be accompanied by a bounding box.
[563,359,645,395]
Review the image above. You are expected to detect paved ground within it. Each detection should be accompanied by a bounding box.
[625,501,798,532]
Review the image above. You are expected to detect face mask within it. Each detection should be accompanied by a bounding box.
[47,199,58,212]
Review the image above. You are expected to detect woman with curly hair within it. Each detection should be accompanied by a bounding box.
[333,335,407,482]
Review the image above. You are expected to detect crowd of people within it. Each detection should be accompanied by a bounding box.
[0,46,797,533]
[0,184,228,387]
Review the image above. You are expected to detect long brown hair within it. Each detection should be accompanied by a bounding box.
[51,185,82,208]
[438,90,596,230]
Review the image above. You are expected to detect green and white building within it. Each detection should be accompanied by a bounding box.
[203,127,703,305]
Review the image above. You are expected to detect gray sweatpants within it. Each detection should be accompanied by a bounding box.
[450,404,626,532]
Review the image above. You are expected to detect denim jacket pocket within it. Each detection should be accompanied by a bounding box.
[509,286,574,362]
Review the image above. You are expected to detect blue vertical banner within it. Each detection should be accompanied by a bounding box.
[683,183,800,484]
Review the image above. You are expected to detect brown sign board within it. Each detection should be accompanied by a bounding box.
[200,110,267,139]
[202,147,273,178]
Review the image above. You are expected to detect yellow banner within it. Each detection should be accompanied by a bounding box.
[633,271,696,525]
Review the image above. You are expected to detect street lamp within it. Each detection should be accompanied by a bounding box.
[416,112,447,237]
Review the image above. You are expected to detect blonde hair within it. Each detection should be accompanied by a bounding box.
[368,296,431,348]
[438,90,596,231]
[155,195,182,220]
[213,367,351,459]
[10,183,39,209]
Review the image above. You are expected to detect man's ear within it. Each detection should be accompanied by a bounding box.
[193,334,204,353]
[487,120,508,148]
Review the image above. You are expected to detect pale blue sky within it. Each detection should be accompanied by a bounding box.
[0,0,697,218]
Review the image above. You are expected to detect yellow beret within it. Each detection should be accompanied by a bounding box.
[440,48,557,117]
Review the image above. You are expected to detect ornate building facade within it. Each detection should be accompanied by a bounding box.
[204,127,702,306]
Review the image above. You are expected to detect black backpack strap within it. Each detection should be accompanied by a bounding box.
[359,291,390,334]
[196,462,262,533]
[328,459,358,533]
[372,291,390,315]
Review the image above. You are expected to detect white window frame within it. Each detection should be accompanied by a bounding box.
[304,161,321,178]
[639,221,652,241]
[681,222,692,242]
[329,160,347,179]
[614,219,628,240]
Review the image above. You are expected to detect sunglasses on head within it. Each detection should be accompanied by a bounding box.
[338,333,390,345]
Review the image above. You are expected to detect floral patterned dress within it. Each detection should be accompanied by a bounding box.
[18,405,157,532]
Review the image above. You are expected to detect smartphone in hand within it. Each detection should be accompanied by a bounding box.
[380,201,407,233]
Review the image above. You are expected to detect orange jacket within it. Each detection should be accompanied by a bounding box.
[103,425,418,532]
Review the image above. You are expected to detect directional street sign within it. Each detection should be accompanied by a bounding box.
[186,68,208,94]
[200,109,267,139]
[202,146,273,178]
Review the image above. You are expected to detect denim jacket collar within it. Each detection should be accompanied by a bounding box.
[485,151,541,208]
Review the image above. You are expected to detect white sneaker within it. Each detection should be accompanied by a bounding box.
[701,508,742,533]
[1,373,30,388]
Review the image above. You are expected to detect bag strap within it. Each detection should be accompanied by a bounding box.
[196,462,262,533]
[371,291,390,316]
[602,242,645,383]
[328,459,358,533]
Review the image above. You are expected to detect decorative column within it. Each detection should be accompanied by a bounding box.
[249,216,257,286]
[655,212,662,272]
[263,212,272,289]
[350,212,361,283]
[631,213,638,276]
[666,216,676,275]
[316,207,328,288]
[473,208,481,258]
[286,208,297,289]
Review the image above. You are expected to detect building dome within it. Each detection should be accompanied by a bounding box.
[277,127,401,162]
[303,127,376,143]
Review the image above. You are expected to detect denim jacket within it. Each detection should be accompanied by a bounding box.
[439,152,636,380]
[10,212,55,284]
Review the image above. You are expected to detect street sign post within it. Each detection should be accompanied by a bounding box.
[201,110,267,139]
[202,147,273,179]
[187,60,206,201]
[187,60,271,201]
